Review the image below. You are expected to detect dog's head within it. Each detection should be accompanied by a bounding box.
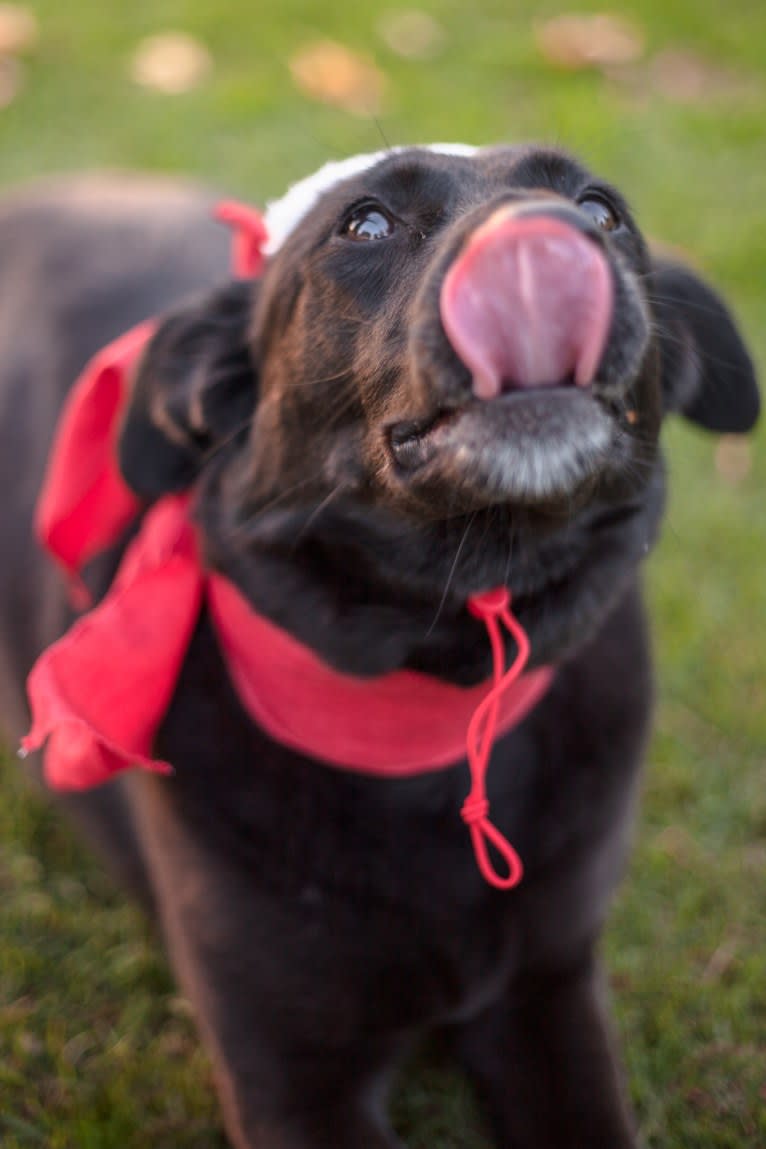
[119,146,759,678]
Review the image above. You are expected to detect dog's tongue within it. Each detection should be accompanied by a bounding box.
[440,211,613,400]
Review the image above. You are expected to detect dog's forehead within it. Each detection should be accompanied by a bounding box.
[262,144,595,253]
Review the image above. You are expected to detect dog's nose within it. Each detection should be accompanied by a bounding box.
[510,198,612,246]
[440,202,614,401]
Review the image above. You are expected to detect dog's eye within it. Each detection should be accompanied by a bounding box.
[577,194,620,233]
[342,204,396,241]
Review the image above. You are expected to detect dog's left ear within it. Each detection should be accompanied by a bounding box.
[119,279,258,499]
[650,257,759,432]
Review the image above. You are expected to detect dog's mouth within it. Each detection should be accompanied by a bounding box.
[388,386,616,505]
[386,207,634,507]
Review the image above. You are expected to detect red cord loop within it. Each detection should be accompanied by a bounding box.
[462,587,531,891]
[468,822,524,890]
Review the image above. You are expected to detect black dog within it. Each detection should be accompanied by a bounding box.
[0,148,759,1148]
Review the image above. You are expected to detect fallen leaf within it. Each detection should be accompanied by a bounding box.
[649,49,754,104]
[62,1031,98,1067]
[290,40,386,116]
[17,1031,44,1056]
[0,54,22,108]
[715,435,752,485]
[702,935,739,982]
[536,13,644,72]
[605,48,758,108]
[377,9,446,61]
[686,1086,715,1113]
[0,4,37,56]
[130,31,212,95]
[0,996,35,1024]
[652,824,698,866]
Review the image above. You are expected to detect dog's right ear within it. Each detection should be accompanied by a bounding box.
[650,257,760,433]
[118,279,258,499]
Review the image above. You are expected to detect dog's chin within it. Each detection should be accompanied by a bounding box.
[388,387,617,510]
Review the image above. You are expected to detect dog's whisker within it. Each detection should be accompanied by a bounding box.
[503,520,516,588]
[641,284,733,318]
[221,472,326,546]
[425,511,477,636]
[200,414,254,463]
[286,368,354,389]
[372,117,392,151]
[288,483,347,551]
[647,320,748,377]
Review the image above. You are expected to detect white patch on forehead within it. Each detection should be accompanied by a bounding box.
[263,143,477,255]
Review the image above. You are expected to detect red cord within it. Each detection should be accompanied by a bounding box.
[463,588,530,890]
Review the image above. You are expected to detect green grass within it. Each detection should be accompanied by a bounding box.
[1,2,764,1146]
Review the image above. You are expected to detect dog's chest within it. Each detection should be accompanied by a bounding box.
[149,601,650,1026]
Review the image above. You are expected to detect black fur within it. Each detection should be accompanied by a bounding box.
[0,150,758,1149]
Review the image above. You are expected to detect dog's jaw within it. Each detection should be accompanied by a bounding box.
[389,389,617,506]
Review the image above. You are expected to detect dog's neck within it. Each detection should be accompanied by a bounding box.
[196,454,601,682]
[199,518,491,684]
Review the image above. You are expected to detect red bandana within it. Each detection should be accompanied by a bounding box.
[21,202,554,891]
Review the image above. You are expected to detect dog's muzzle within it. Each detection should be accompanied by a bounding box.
[388,199,635,508]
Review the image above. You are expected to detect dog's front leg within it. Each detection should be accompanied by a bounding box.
[207,1027,408,1149]
[219,1095,406,1149]
[132,776,406,1149]
[451,951,638,1149]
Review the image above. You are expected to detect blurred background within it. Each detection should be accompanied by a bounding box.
[0,2,764,1147]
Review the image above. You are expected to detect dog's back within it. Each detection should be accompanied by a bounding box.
[0,176,229,734]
